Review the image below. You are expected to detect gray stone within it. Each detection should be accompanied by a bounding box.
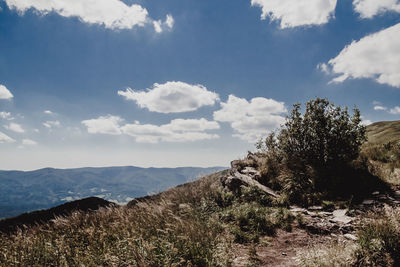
[221,172,279,198]
[241,167,261,178]
[308,206,323,211]
[362,199,374,205]
[331,209,353,224]
[290,206,307,214]
[344,233,358,241]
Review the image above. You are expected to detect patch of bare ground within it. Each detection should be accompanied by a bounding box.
[231,225,334,266]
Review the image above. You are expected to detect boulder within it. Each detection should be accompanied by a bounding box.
[344,233,358,241]
[221,171,278,198]
[330,209,353,225]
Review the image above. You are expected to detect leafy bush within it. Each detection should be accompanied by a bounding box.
[256,98,383,205]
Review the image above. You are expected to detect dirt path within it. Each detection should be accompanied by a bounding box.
[231,226,333,266]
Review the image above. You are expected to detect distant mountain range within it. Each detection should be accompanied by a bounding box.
[0,166,226,219]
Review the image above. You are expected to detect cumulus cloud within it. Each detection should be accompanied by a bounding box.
[22,139,38,145]
[4,0,173,32]
[251,0,337,28]
[214,95,286,142]
[323,23,400,88]
[0,111,14,120]
[165,14,174,29]
[152,15,174,33]
[44,110,53,114]
[374,105,387,111]
[4,122,25,133]
[81,115,123,135]
[389,106,400,114]
[121,118,220,143]
[43,120,61,129]
[118,81,219,113]
[0,84,13,100]
[82,116,220,143]
[353,0,400,18]
[0,131,15,143]
[361,118,373,125]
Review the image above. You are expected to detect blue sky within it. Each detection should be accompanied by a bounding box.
[0,0,399,170]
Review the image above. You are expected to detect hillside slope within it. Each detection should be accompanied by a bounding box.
[366,120,400,144]
[0,197,114,234]
[0,166,226,218]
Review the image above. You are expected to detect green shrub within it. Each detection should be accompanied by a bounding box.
[256,98,386,205]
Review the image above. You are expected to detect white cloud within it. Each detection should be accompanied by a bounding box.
[361,119,373,125]
[153,20,162,33]
[353,0,400,18]
[4,0,173,32]
[165,14,174,29]
[325,23,400,88]
[317,63,330,74]
[118,81,219,113]
[22,139,37,145]
[43,120,61,128]
[0,111,14,120]
[121,118,220,143]
[389,106,400,114]
[82,115,220,143]
[164,118,220,132]
[44,110,53,114]
[152,14,174,33]
[214,95,286,142]
[251,0,337,28]
[4,122,25,133]
[0,131,15,143]
[81,115,122,135]
[374,105,387,111]
[0,84,13,99]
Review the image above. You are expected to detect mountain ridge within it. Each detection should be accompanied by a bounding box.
[0,165,227,219]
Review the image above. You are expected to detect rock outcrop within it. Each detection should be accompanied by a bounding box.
[222,152,400,237]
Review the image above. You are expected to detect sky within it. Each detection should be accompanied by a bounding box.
[0,0,399,170]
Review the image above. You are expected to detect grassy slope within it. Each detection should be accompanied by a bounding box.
[1,121,399,266]
[0,166,226,219]
[366,120,400,144]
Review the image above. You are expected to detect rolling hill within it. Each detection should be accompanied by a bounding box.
[366,120,400,144]
[0,166,226,218]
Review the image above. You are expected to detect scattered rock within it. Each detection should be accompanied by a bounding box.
[230,160,243,170]
[221,172,278,198]
[372,191,380,196]
[240,167,261,178]
[331,209,353,225]
[308,206,323,211]
[344,233,358,241]
[290,206,307,214]
[362,199,374,205]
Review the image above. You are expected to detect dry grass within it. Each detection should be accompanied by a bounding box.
[0,172,232,266]
[0,170,297,266]
[298,206,400,267]
[297,241,357,267]
[366,120,400,145]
